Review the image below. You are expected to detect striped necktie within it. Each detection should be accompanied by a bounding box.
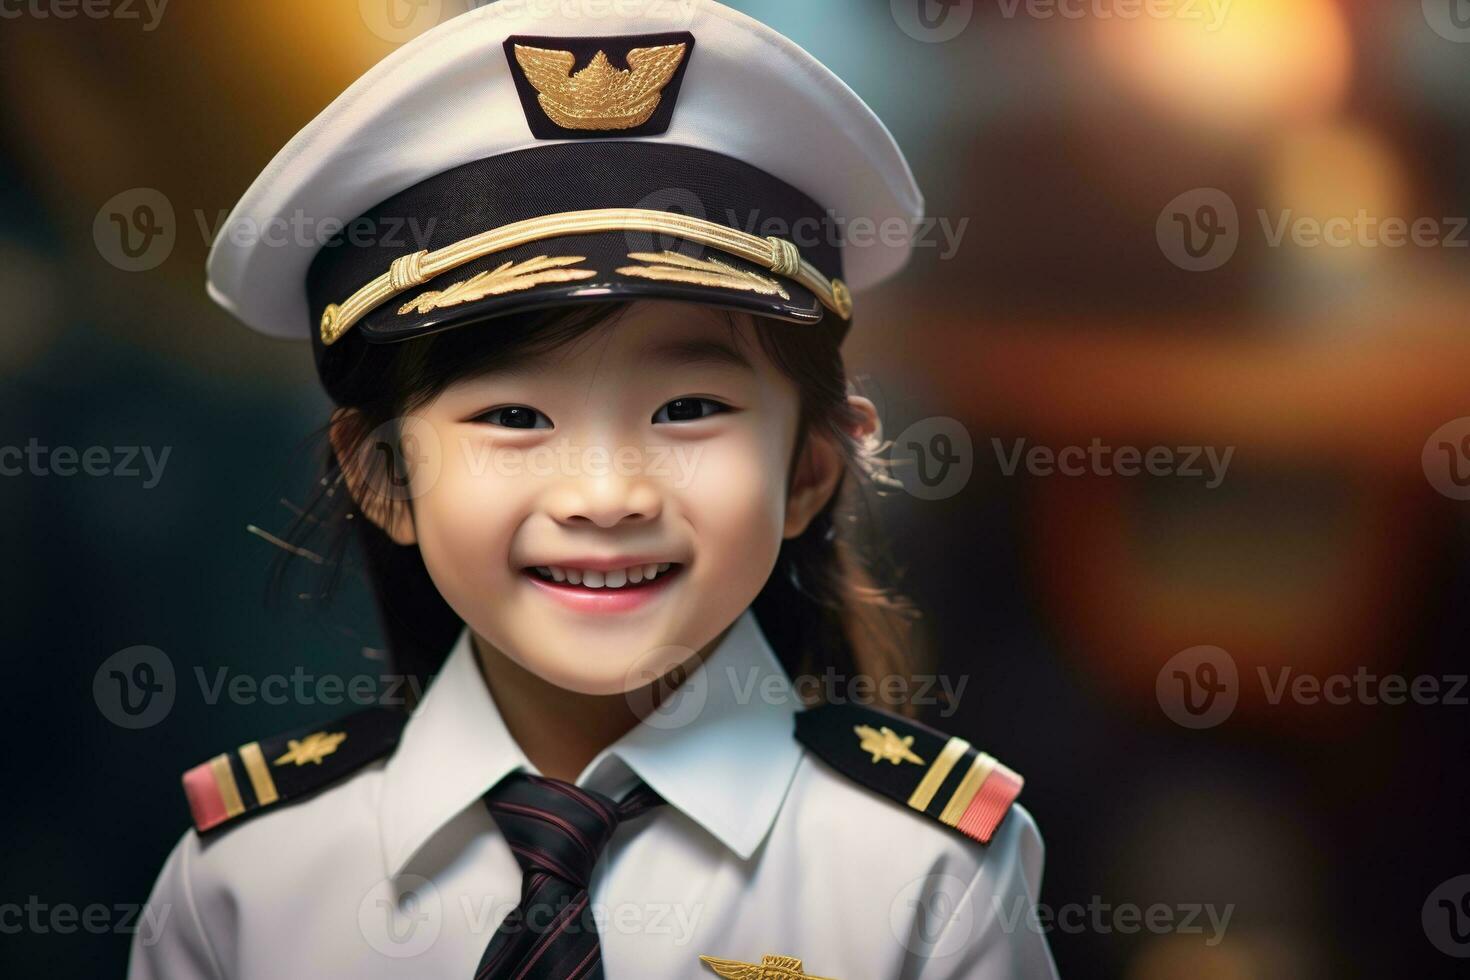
[476,773,665,980]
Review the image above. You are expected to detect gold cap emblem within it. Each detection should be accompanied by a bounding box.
[514,42,689,131]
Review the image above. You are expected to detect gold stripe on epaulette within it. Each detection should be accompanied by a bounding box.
[209,753,245,819]
[907,736,970,812]
[939,752,998,827]
[238,742,279,807]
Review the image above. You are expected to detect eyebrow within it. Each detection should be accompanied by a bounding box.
[640,337,755,372]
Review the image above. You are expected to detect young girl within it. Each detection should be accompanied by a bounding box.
[133,3,1057,977]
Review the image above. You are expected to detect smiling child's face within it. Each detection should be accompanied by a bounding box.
[361,301,850,695]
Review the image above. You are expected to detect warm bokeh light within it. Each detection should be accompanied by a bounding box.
[1092,0,1353,132]
[1262,122,1410,271]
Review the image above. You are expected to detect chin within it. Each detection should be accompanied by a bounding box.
[532,655,651,697]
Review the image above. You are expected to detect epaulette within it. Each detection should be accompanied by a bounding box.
[181,706,407,834]
[794,703,1025,845]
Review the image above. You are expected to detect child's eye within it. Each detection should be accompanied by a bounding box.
[652,398,730,424]
[475,406,552,429]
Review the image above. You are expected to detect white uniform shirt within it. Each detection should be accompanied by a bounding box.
[130,611,1059,978]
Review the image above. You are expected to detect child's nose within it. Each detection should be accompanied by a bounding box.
[543,471,663,529]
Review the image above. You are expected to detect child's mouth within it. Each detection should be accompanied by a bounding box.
[526,562,679,589]
[520,561,685,612]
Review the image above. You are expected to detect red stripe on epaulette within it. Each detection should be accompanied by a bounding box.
[956,762,1024,845]
[182,759,231,833]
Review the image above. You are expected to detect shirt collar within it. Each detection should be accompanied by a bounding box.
[380,609,802,876]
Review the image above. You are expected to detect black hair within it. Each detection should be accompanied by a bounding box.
[278,301,927,711]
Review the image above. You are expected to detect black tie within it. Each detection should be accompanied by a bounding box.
[475,773,665,980]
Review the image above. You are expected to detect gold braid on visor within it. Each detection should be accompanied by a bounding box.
[319,208,853,345]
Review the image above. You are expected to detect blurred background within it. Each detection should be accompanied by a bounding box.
[4,0,1469,976]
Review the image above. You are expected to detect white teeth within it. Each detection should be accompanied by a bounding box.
[533,562,679,589]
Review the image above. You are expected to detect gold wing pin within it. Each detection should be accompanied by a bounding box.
[854,724,925,766]
[618,251,791,299]
[700,954,839,980]
[515,42,688,130]
[398,256,596,316]
[273,730,347,767]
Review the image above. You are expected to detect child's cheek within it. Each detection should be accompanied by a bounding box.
[666,425,793,627]
[409,443,531,622]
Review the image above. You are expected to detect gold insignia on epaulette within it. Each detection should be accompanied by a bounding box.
[515,42,688,131]
[854,724,925,766]
[273,730,348,767]
[700,953,839,979]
